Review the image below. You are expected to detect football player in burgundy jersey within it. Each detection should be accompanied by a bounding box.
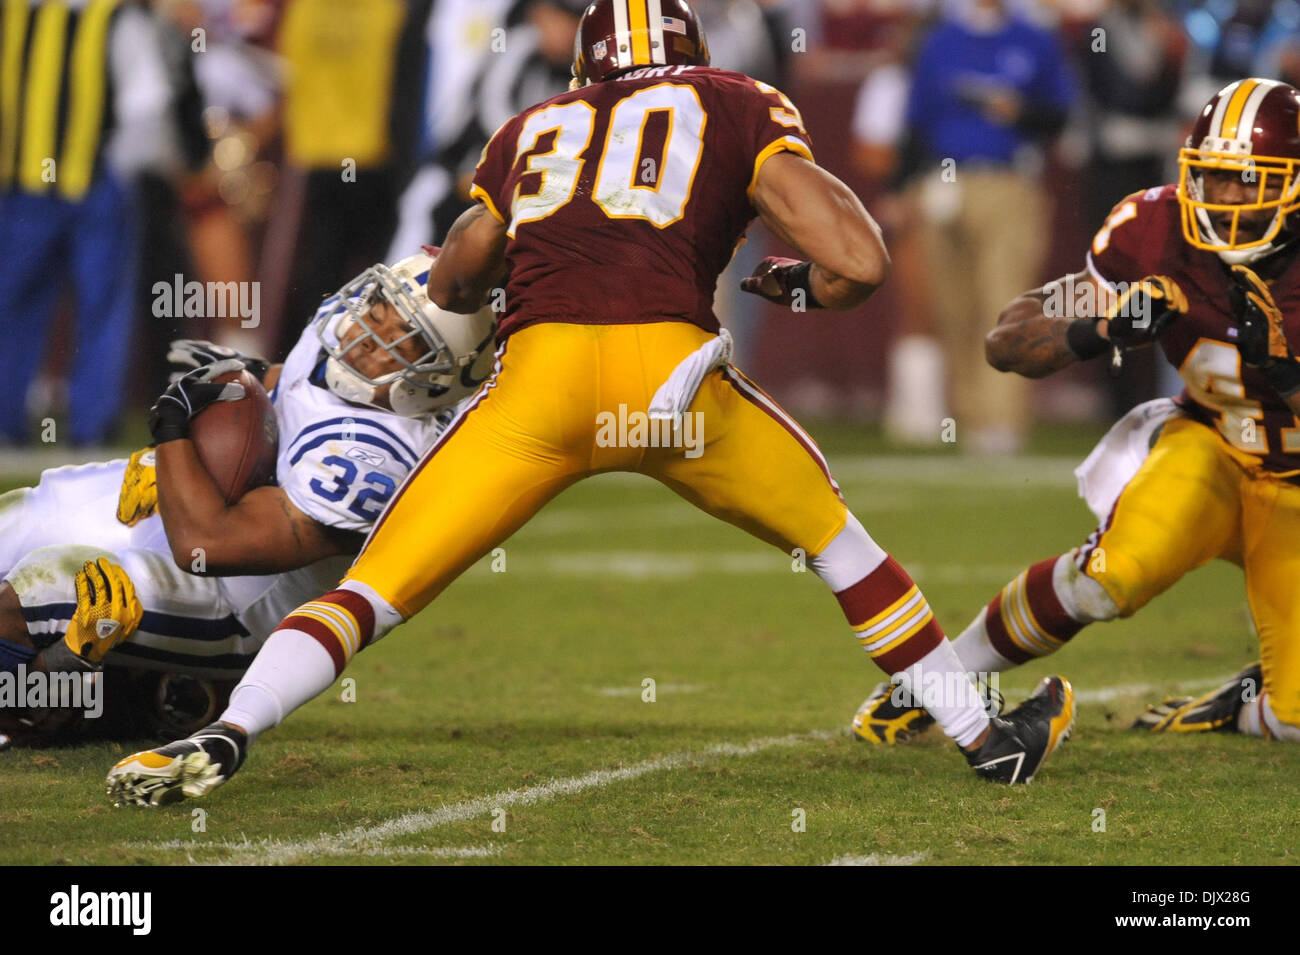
[853,77,1300,745]
[108,0,1076,806]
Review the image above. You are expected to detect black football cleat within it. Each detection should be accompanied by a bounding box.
[1132,662,1261,733]
[852,676,1004,744]
[963,676,1074,784]
[107,721,247,806]
[851,681,936,744]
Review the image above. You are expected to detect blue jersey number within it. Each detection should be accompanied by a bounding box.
[308,455,397,520]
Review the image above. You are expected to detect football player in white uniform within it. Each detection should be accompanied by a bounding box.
[0,252,494,745]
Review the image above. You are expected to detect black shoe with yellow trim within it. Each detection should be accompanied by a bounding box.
[851,682,936,744]
[964,676,1074,784]
[851,677,1004,745]
[1132,663,1261,733]
[106,722,247,806]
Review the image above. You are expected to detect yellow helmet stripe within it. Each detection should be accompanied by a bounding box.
[627,0,651,65]
[1219,78,1260,140]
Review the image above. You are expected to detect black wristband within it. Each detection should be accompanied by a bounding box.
[147,397,192,446]
[788,261,825,309]
[1263,359,1300,398]
[1066,319,1108,360]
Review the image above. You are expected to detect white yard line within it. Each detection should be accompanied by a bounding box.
[128,730,835,865]
[1072,676,1226,705]
[825,852,927,866]
[470,550,1028,582]
[123,673,1235,865]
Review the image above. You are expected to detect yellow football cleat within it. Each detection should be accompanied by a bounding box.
[107,722,247,807]
[1132,663,1261,733]
[850,682,936,744]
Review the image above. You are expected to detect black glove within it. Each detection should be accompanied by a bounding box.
[1095,274,1187,377]
[165,339,270,384]
[1104,274,1187,348]
[1228,264,1300,397]
[148,359,247,446]
[740,257,825,310]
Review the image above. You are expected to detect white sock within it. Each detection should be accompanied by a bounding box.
[951,608,1018,673]
[1242,693,1300,741]
[221,628,339,739]
[897,639,990,748]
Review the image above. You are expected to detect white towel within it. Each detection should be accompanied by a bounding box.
[648,328,734,425]
[1074,397,1179,525]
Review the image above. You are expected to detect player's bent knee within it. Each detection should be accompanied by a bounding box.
[1058,551,1123,621]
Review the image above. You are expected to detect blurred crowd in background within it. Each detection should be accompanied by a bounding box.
[1,0,1297,450]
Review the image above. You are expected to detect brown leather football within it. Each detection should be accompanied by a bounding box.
[188,369,279,503]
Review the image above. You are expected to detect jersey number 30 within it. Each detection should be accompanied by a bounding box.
[509,83,707,235]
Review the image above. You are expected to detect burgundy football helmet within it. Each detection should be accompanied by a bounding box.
[571,0,710,88]
[1178,78,1300,264]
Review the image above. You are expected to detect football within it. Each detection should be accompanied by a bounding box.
[188,369,279,503]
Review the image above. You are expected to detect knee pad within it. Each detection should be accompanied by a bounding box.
[1056,550,1121,623]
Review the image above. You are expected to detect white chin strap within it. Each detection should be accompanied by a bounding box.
[324,355,381,408]
[324,356,441,418]
[388,380,442,416]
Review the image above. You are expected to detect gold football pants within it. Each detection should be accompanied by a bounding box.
[1086,415,1300,723]
[345,321,848,618]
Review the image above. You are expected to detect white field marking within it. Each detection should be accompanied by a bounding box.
[566,455,1082,489]
[596,683,708,696]
[825,852,927,866]
[1071,676,1227,705]
[470,549,1027,582]
[127,730,837,865]
[127,840,501,860]
[123,673,1239,865]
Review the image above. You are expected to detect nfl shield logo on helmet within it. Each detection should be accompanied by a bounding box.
[593,39,607,59]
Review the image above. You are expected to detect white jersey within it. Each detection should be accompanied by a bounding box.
[0,313,449,675]
[216,307,447,624]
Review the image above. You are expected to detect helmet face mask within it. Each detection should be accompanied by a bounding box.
[316,263,456,417]
[1176,78,1300,264]
[1178,148,1300,259]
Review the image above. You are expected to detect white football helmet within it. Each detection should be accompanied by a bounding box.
[316,252,497,417]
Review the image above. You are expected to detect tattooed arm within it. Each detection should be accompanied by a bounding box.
[427,202,509,314]
[985,270,1114,379]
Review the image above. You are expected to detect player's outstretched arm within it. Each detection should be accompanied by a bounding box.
[154,440,363,576]
[986,270,1113,379]
[749,151,890,310]
[427,202,508,314]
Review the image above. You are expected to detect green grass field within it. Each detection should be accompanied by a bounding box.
[2,424,1298,865]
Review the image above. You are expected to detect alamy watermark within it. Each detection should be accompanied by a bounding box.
[1043,274,1153,327]
[595,404,704,458]
[890,667,1000,715]
[0,665,101,718]
[152,274,260,328]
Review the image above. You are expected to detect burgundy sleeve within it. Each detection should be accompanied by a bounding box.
[470,117,522,224]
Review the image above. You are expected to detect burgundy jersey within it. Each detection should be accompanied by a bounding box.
[470,65,814,340]
[1088,184,1300,474]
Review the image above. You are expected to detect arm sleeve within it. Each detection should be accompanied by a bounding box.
[469,116,520,224]
[742,79,816,200]
[1086,193,1149,289]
